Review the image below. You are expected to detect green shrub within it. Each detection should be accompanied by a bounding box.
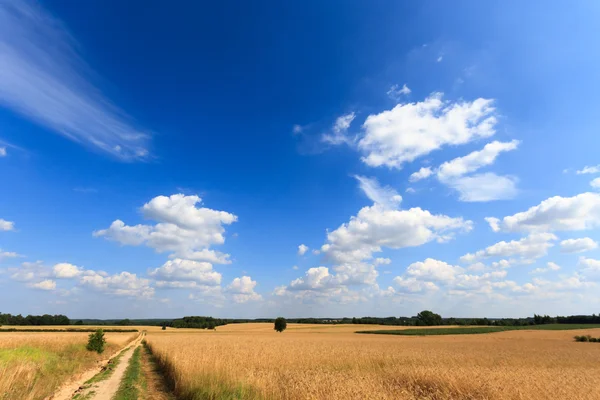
[591,337,598,343]
[86,329,106,353]
[274,317,287,333]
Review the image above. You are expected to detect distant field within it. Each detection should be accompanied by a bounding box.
[0,331,137,399]
[144,322,600,399]
[356,324,600,336]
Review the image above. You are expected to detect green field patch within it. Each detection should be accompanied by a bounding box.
[356,324,600,336]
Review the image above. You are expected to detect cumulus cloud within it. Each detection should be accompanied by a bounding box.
[0,250,19,261]
[486,193,600,233]
[322,112,356,145]
[29,279,56,291]
[413,141,520,202]
[437,140,519,181]
[577,165,600,174]
[444,173,518,202]
[0,1,151,160]
[322,204,472,265]
[579,257,600,279]
[80,271,154,298]
[391,258,509,296]
[148,258,221,286]
[406,258,465,282]
[387,84,411,101]
[53,263,83,278]
[460,233,557,264]
[0,219,14,231]
[409,167,433,182]
[226,276,262,303]
[354,176,402,208]
[94,194,237,262]
[298,244,309,256]
[591,178,600,189]
[358,93,497,168]
[531,262,561,274]
[10,261,48,282]
[560,238,598,253]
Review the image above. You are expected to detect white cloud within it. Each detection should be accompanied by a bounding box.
[437,140,520,181]
[298,244,309,256]
[445,173,518,202]
[437,56,443,62]
[10,261,47,282]
[387,84,411,101]
[94,194,237,261]
[292,265,299,270]
[374,257,391,266]
[0,147,6,157]
[393,276,439,293]
[579,257,600,279]
[531,262,561,274]
[0,250,19,261]
[226,276,262,303]
[292,125,303,134]
[577,165,600,174]
[422,140,520,202]
[148,258,221,286]
[405,187,416,194]
[460,233,557,264]
[560,237,598,253]
[322,112,356,145]
[486,193,600,233]
[358,93,497,168]
[0,1,151,160]
[409,167,433,182]
[53,263,83,278]
[322,204,472,264]
[0,219,14,231]
[354,176,402,208]
[80,271,154,298]
[591,178,600,189]
[29,279,56,291]
[406,258,465,282]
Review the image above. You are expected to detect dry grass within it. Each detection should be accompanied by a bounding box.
[0,330,137,400]
[145,323,600,400]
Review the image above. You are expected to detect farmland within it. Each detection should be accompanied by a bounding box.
[143,323,600,400]
[0,330,137,400]
[2,323,600,399]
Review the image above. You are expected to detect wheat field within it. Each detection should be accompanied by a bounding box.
[145,323,600,400]
[0,330,137,400]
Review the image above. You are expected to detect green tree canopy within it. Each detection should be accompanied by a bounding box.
[274,317,287,333]
[416,310,443,326]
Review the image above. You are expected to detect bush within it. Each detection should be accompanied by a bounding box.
[274,317,287,333]
[591,337,598,342]
[87,329,106,353]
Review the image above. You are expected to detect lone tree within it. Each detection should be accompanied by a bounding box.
[86,329,106,354]
[274,317,287,333]
[416,310,443,326]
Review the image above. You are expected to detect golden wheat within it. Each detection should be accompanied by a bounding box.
[146,323,600,400]
[0,330,137,400]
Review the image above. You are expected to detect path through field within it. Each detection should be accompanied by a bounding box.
[51,332,145,400]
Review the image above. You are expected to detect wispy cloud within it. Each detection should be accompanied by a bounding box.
[0,1,151,161]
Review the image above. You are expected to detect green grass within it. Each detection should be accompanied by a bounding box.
[114,347,143,400]
[85,350,125,384]
[356,324,600,336]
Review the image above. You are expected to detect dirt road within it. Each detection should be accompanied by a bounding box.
[51,333,144,400]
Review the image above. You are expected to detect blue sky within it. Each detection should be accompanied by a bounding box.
[1,0,600,319]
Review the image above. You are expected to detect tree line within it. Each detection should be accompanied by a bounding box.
[3,312,600,328]
[0,312,70,326]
